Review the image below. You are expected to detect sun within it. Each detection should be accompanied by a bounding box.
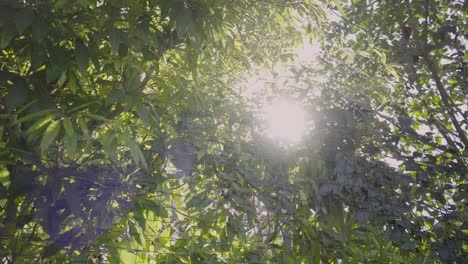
[260,98,307,143]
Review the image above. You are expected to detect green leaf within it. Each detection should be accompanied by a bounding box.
[75,40,89,74]
[15,8,34,34]
[83,113,109,122]
[109,27,121,54]
[78,118,91,139]
[136,103,150,127]
[118,42,128,58]
[31,47,46,70]
[332,0,347,18]
[46,64,62,83]
[123,67,139,91]
[5,82,29,111]
[15,99,37,115]
[26,114,55,135]
[66,101,98,114]
[62,117,74,134]
[69,71,79,94]
[401,241,418,250]
[40,120,60,153]
[129,221,142,245]
[123,130,148,171]
[0,26,15,49]
[57,71,68,88]
[54,0,68,10]
[63,117,77,155]
[0,164,10,188]
[105,89,124,105]
[119,248,138,263]
[175,6,194,36]
[31,16,48,42]
[385,64,400,79]
[102,130,117,160]
[13,109,56,125]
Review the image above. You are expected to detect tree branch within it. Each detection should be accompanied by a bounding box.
[422,55,468,150]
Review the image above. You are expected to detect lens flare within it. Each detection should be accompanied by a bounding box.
[261,98,306,143]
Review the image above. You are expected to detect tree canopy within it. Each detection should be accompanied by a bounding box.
[0,0,466,263]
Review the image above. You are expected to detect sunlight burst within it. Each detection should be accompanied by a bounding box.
[261,99,307,143]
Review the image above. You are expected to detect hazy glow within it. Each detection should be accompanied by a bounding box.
[261,99,306,143]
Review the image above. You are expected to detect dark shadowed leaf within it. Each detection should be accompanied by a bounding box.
[109,27,121,54]
[5,82,29,111]
[15,8,34,34]
[0,26,14,49]
[31,16,48,41]
[75,40,89,74]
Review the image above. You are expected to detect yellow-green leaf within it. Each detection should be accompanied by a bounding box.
[119,248,137,263]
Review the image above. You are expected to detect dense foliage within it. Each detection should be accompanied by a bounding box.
[0,0,466,263]
[317,0,467,262]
